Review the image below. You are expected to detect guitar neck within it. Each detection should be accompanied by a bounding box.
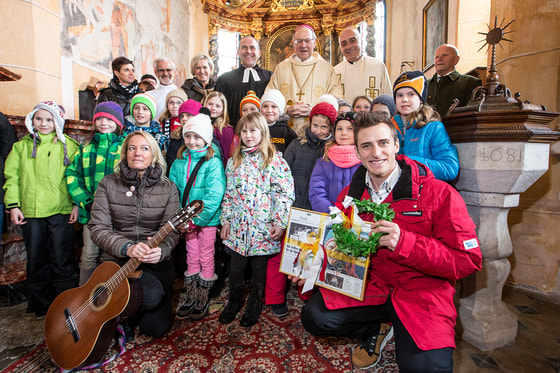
[107,222,174,294]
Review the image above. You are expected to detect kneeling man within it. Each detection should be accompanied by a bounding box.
[300,112,482,372]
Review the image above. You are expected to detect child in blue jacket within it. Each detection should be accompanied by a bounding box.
[392,71,459,181]
[169,112,226,321]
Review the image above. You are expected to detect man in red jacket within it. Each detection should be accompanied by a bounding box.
[300,112,482,372]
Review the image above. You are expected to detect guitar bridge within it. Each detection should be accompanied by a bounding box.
[64,308,81,343]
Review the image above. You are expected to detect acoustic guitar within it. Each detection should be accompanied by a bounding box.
[44,200,204,370]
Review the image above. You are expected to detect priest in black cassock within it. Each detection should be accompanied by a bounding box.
[215,36,273,128]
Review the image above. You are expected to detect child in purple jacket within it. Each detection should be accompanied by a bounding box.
[309,112,361,213]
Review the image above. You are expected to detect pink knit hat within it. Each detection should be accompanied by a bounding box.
[178,99,203,117]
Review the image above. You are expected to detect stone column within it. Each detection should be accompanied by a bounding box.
[208,22,220,78]
[455,141,551,350]
[322,15,333,64]
[365,13,376,58]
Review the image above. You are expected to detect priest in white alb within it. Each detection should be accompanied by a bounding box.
[334,27,392,103]
[266,25,342,121]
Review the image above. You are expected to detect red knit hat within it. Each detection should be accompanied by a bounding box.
[310,102,337,126]
[239,90,261,112]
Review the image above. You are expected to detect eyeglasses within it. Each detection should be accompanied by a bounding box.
[294,38,315,45]
[168,100,183,106]
[157,68,174,73]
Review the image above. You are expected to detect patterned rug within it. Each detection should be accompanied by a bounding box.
[3,288,398,373]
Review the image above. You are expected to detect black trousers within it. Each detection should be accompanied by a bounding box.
[135,259,174,338]
[229,251,267,287]
[301,292,454,373]
[22,214,79,313]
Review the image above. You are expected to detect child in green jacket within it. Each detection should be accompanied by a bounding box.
[4,101,79,316]
[169,112,226,321]
[66,102,124,285]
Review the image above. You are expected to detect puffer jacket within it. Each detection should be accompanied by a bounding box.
[392,115,459,181]
[321,155,482,350]
[283,127,327,210]
[309,145,360,213]
[4,132,79,218]
[88,163,180,265]
[220,150,294,256]
[169,146,225,227]
[66,132,123,224]
[180,78,216,103]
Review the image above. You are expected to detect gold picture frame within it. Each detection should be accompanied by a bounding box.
[265,25,322,71]
[422,0,448,71]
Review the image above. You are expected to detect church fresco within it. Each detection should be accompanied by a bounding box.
[60,0,190,79]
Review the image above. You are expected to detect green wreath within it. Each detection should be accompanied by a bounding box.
[331,199,395,258]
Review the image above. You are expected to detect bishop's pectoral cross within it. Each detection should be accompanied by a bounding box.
[296,90,305,100]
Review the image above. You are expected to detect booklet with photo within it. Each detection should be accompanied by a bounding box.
[280,207,370,301]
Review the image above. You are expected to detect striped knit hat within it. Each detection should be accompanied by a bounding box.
[131,93,157,120]
[240,90,261,112]
[393,70,428,103]
[93,101,124,129]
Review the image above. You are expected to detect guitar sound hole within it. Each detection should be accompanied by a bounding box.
[92,287,110,307]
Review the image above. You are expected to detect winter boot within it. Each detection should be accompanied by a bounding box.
[240,281,264,327]
[176,273,199,319]
[190,275,216,320]
[219,283,244,324]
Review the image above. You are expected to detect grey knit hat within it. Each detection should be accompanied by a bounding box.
[371,94,397,117]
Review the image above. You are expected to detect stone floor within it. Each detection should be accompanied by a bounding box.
[0,284,559,372]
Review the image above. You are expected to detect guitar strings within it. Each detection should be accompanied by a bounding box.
[63,203,201,327]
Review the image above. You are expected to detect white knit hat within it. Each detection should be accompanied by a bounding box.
[25,100,71,165]
[183,113,213,145]
[316,94,339,112]
[261,89,286,114]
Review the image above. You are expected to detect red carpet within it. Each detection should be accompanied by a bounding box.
[4,295,398,372]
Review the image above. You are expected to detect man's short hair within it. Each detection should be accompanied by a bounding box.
[439,44,460,58]
[111,57,134,74]
[353,112,398,145]
[153,57,176,71]
[239,36,260,51]
[292,24,317,41]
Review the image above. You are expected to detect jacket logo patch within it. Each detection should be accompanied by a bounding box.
[401,211,422,216]
[410,138,419,142]
[463,238,479,250]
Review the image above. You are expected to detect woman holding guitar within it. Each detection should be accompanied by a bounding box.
[88,130,181,339]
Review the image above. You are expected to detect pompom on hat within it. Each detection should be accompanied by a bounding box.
[310,102,337,127]
[178,99,203,118]
[239,90,261,112]
[25,100,72,165]
[93,101,124,129]
[260,89,286,114]
[183,113,213,146]
[393,70,428,103]
[130,93,157,120]
[316,94,339,112]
